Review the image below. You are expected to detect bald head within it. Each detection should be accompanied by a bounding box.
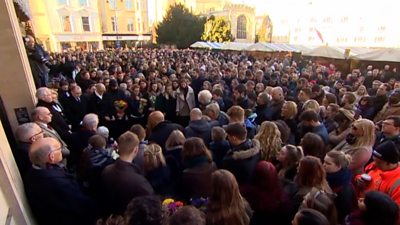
[190,108,202,121]
[29,137,62,167]
[32,107,52,123]
[95,83,106,95]
[148,111,165,130]
[271,87,284,101]
[15,122,43,143]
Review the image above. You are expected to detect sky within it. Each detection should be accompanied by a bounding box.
[231,0,400,20]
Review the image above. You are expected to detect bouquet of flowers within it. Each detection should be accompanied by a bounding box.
[114,100,128,111]
[162,198,184,215]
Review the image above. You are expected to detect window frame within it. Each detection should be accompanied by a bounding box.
[61,15,73,32]
[237,15,247,39]
[81,16,91,32]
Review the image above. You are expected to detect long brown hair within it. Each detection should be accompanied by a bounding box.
[296,156,331,191]
[207,169,251,225]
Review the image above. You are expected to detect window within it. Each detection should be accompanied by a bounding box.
[58,0,68,5]
[237,15,247,39]
[294,28,301,33]
[378,26,386,31]
[61,16,72,32]
[137,0,141,11]
[310,17,317,23]
[109,0,116,9]
[336,37,348,43]
[111,16,118,32]
[125,0,133,10]
[340,16,348,23]
[323,17,332,23]
[354,36,365,42]
[82,17,91,32]
[127,18,134,32]
[79,0,88,6]
[374,37,385,42]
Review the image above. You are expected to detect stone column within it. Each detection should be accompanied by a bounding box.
[0,0,36,224]
[0,0,37,133]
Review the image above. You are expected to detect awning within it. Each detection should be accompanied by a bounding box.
[190,41,222,49]
[246,43,303,52]
[352,48,400,62]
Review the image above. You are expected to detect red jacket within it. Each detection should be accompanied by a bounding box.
[357,163,400,205]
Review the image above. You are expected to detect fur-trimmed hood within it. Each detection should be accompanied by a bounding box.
[231,139,260,160]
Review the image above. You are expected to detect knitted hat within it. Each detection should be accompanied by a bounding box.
[373,141,399,164]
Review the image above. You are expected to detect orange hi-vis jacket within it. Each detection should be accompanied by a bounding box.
[356,162,400,206]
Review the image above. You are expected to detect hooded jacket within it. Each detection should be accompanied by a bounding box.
[222,139,261,185]
[184,119,218,145]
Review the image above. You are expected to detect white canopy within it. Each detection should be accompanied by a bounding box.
[353,48,400,62]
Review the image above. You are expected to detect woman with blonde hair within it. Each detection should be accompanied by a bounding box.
[281,101,298,144]
[143,143,171,195]
[276,145,303,181]
[332,118,375,175]
[207,169,252,225]
[254,121,282,161]
[302,99,321,114]
[323,151,356,223]
[353,85,368,103]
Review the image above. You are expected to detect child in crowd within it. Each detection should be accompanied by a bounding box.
[209,127,230,168]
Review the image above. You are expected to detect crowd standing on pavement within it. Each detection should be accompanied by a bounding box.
[19,39,400,225]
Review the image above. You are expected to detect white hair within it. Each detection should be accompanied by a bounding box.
[198,90,212,105]
[97,126,109,139]
[15,122,40,142]
[35,87,50,100]
[82,113,99,130]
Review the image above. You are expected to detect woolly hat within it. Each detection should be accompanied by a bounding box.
[373,141,399,164]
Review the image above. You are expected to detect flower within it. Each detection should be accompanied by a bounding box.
[162,198,174,205]
[114,100,128,111]
[162,198,184,215]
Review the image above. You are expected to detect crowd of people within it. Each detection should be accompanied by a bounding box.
[18,43,400,225]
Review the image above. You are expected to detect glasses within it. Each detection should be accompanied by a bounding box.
[382,121,395,126]
[48,146,62,157]
[29,130,44,140]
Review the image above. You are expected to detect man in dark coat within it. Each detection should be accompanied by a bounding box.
[266,87,285,121]
[25,35,49,88]
[299,110,329,144]
[147,111,183,150]
[254,92,270,125]
[101,131,154,215]
[87,83,109,124]
[68,113,99,170]
[63,85,88,131]
[36,87,71,141]
[185,108,218,146]
[24,137,96,225]
[15,123,44,176]
[223,122,261,185]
